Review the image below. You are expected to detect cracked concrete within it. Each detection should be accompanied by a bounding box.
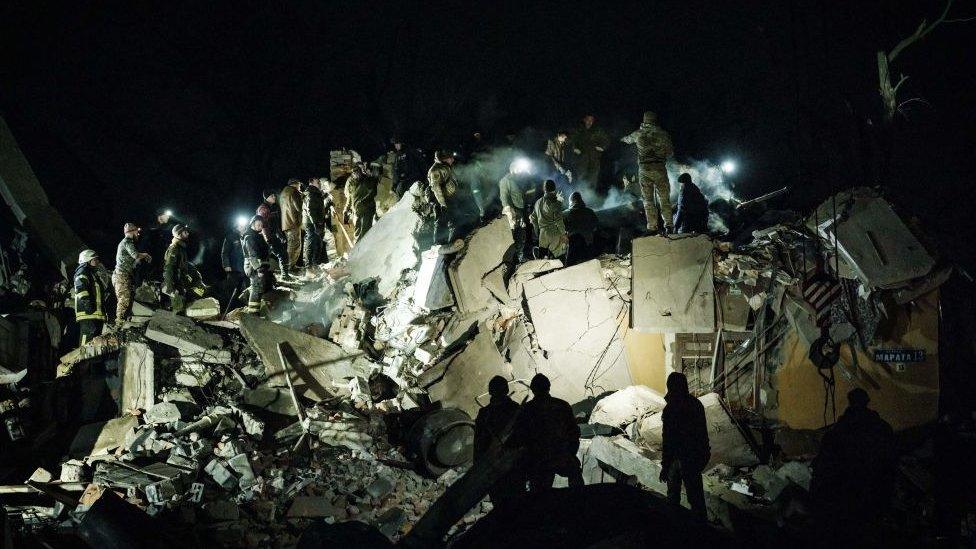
[632,235,715,333]
[448,218,513,314]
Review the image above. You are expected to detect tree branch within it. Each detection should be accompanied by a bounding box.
[888,0,954,62]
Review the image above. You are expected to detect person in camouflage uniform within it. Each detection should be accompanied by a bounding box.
[113,222,151,326]
[162,224,205,313]
[630,111,675,233]
[416,150,475,246]
[570,114,609,189]
[342,163,378,242]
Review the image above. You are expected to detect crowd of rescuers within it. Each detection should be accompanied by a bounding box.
[71,112,714,345]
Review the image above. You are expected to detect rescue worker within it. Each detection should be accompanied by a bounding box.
[388,137,419,198]
[74,249,108,346]
[630,111,675,234]
[673,172,709,234]
[659,372,710,520]
[563,192,599,266]
[499,160,536,261]
[145,208,175,281]
[280,178,304,273]
[113,223,151,326]
[512,373,584,491]
[256,189,289,278]
[811,388,896,543]
[220,216,249,311]
[162,224,205,313]
[242,215,274,313]
[343,162,378,243]
[530,179,567,258]
[570,114,609,189]
[474,376,524,510]
[426,149,470,245]
[545,130,573,188]
[302,178,328,274]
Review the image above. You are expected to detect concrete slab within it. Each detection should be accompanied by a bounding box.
[507,259,563,302]
[119,342,154,412]
[427,326,511,417]
[243,386,297,415]
[239,314,372,401]
[185,297,220,320]
[589,385,665,428]
[523,259,633,402]
[716,285,750,331]
[632,235,715,333]
[448,218,513,314]
[68,415,139,457]
[145,310,223,354]
[346,191,420,298]
[588,435,666,493]
[413,247,455,311]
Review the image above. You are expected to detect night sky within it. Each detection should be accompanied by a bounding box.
[2,1,974,269]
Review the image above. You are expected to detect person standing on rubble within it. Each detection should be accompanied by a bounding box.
[499,160,536,261]
[113,223,151,326]
[426,149,477,245]
[545,130,573,192]
[220,216,249,311]
[256,189,289,279]
[673,173,709,234]
[810,388,896,543]
[475,376,524,510]
[302,178,328,275]
[343,162,378,243]
[563,191,599,266]
[625,111,674,234]
[162,224,205,314]
[570,114,609,190]
[242,215,274,313]
[144,208,175,282]
[530,179,567,258]
[74,249,108,346]
[280,178,304,274]
[511,374,584,491]
[659,372,710,520]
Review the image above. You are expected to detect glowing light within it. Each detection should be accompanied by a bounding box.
[511,157,532,174]
[235,215,249,228]
[164,209,174,217]
[721,160,736,175]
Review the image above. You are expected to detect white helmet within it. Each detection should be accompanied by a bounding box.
[78,249,98,264]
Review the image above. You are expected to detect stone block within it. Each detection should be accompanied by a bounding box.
[185,297,220,320]
[68,415,139,457]
[119,342,154,412]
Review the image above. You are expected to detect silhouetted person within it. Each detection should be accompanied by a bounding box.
[563,192,599,266]
[810,388,896,543]
[512,374,583,491]
[659,372,710,520]
[672,172,709,234]
[474,376,523,510]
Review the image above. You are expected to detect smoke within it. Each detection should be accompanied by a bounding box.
[269,277,350,332]
[667,158,738,205]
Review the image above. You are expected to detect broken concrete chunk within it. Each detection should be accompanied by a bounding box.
[376,506,407,538]
[119,342,154,412]
[631,235,715,333]
[204,459,238,490]
[174,363,214,387]
[286,496,341,518]
[185,297,221,320]
[507,258,563,301]
[750,464,789,501]
[413,246,455,311]
[448,218,513,314]
[68,415,139,457]
[426,326,511,417]
[27,467,53,483]
[145,310,223,354]
[522,259,632,403]
[776,461,811,491]
[59,460,87,482]
[145,401,201,424]
[588,435,666,493]
[588,385,665,428]
[366,476,395,501]
[346,191,421,298]
[242,386,297,416]
[227,453,256,489]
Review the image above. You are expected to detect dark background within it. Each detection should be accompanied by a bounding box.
[1,0,974,270]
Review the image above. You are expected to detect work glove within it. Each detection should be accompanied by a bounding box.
[502,206,516,229]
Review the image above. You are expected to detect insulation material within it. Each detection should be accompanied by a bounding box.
[772,290,939,432]
[632,235,715,333]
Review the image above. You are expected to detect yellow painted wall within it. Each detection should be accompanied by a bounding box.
[624,328,667,394]
[773,289,940,432]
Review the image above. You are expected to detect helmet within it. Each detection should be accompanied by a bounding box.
[78,249,98,264]
[642,111,657,125]
[171,224,189,238]
[123,222,140,234]
[435,150,455,162]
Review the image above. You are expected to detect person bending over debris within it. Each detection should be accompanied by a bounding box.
[810,388,896,542]
[74,249,108,346]
[475,376,524,510]
[113,222,151,326]
[530,179,567,258]
[162,224,205,314]
[673,172,709,234]
[499,161,536,261]
[343,162,378,243]
[563,191,599,266]
[242,215,274,313]
[512,374,584,491]
[659,372,710,520]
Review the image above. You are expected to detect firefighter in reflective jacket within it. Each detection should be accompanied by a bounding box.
[162,224,205,313]
[74,249,107,346]
[242,215,274,313]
